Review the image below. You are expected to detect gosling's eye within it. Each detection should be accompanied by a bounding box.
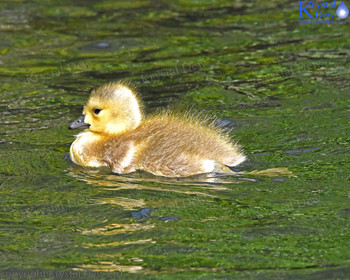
[93,108,101,115]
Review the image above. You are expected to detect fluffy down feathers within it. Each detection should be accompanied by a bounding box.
[69,82,246,177]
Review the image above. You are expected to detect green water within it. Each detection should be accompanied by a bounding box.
[0,0,349,279]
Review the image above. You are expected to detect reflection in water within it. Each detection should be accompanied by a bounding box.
[74,264,143,273]
[81,223,155,236]
[67,164,264,273]
[83,238,155,248]
[67,165,236,196]
[92,197,145,210]
[67,164,253,274]
[67,163,293,191]
[66,161,295,273]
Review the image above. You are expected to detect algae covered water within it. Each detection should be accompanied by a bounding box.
[0,0,349,279]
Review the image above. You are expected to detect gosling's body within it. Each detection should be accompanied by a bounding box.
[69,82,245,177]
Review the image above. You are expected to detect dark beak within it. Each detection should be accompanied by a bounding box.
[68,115,90,130]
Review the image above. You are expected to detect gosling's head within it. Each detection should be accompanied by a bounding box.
[69,82,143,135]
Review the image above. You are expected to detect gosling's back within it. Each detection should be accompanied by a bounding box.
[104,115,245,177]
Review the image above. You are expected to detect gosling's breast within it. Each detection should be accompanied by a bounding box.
[70,132,107,168]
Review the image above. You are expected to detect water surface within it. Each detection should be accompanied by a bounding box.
[0,0,349,279]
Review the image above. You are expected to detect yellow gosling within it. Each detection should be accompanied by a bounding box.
[68,81,246,177]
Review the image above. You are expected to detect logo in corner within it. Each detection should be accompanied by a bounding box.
[298,1,348,23]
